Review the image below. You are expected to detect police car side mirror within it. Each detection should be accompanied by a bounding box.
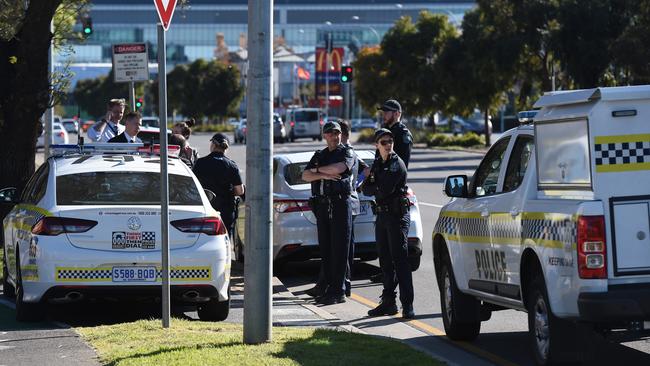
[444,175,468,198]
[204,189,216,203]
[0,187,19,204]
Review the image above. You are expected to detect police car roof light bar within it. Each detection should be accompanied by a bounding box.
[517,110,538,124]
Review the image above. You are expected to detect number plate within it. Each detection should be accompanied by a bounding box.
[112,266,157,282]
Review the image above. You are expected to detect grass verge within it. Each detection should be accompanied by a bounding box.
[79,318,442,366]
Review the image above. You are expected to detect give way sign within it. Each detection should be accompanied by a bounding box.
[153,0,177,31]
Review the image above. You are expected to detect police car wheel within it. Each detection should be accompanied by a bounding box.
[527,275,575,365]
[408,256,421,272]
[440,257,480,341]
[198,285,230,321]
[15,252,44,322]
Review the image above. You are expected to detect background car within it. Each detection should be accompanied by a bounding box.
[351,118,379,132]
[234,119,247,144]
[36,121,70,148]
[81,120,95,132]
[141,116,160,128]
[60,118,79,134]
[285,108,323,142]
[1,145,231,321]
[137,126,172,144]
[273,113,286,143]
[439,111,493,135]
[233,150,423,270]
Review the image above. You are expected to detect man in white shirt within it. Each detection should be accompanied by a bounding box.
[87,98,126,142]
[108,112,143,143]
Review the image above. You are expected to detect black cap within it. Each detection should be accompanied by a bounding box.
[211,133,229,144]
[322,121,342,133]
[374,128,393,142]
[378,99,402,112]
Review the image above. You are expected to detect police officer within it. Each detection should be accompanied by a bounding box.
[305,120,369,298]
[193,133,244,236]
[377,99,413,167]
[302,121,355,305]
[362,128,415,319]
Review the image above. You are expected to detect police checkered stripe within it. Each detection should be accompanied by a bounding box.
[434,215,456,235]
[594,141,650,166]
[522,219,576,243]
[57,268,111,280]
[156,268,211,279]
[490,216,520,239]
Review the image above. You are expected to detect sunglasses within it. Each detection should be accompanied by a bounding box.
[378,139,394,146]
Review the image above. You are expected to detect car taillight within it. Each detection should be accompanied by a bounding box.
[319,119,324,126]
[274,200,310,213]
[32,217,97,236]
[243,127,247,134]
[577,215,606,279]
[290,121,295,127]
[171,217,227,236]
[57,132,65,138]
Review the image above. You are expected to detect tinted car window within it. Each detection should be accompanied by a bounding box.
[503,135,534,193]
[23,163,50,204]
[284,162,309,185]
[472,137,510,197]
[57,172,202,205]
[294,111,319,122]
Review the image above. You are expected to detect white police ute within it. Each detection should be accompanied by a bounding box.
[1,143,231,321]
[433,85,650,365]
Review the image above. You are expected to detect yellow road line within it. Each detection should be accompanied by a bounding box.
[350,293,519,366]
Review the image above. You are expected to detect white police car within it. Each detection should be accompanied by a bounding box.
[433,86,650,365]
[1,144,231,321]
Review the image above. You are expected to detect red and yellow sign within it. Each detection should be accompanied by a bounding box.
[315,47,344,73]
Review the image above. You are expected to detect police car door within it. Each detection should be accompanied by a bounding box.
[460,137,511,288]
[488,132,534,301]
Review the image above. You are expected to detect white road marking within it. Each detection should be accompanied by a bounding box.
[419,202,443,208]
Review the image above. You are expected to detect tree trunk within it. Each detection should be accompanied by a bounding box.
[0,1,61,222]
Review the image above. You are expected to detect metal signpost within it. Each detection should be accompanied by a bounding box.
[244,0,273,344]
[112,43,149,111]
[153,0,177,329]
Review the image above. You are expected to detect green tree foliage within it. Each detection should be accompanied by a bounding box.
[0,0,87,221]
[152,59,244,120]
[73,70,145,118]
[353,12,457,118]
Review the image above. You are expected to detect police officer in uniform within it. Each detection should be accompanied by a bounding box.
[378,99,413,167]
[193,133,244,236]
[302,121,355,305]
[362,128,415,319]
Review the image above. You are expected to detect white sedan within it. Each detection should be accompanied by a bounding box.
[1,144,231,321]
[233,150,424,270]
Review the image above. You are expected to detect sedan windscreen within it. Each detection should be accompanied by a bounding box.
[57,172,202,205]
[294,111,319,122]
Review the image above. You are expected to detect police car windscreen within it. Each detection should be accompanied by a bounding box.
[56,172,202,205]
[294,111,319,122]
[284,163,308,185]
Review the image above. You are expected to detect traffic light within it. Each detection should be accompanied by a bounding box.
[82,16,93,37]
[136,97,143,110]
[341,65,353,83]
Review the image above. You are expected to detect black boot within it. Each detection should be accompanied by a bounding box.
[306,285,325,298]
[367,299,398,316]
[402,304,415,319]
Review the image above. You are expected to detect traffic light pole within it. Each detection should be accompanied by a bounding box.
[129,82,136,112]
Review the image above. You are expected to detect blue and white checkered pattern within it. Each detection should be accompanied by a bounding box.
[595,141,650,166]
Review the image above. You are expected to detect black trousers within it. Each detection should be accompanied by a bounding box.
[315,215,356,292]
[313,197,352,297]
[376,210,413,306]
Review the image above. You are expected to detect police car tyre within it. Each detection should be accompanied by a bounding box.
[440,257,480,341]
[198,285,230,321]
[527,274,576,365]
[15,252,44,322]
[408,256,421,272]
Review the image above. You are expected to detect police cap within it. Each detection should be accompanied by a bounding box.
[374,128,394,142]
[377,99,402,113]
[322,121,342,134]
[211,133,230,144]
